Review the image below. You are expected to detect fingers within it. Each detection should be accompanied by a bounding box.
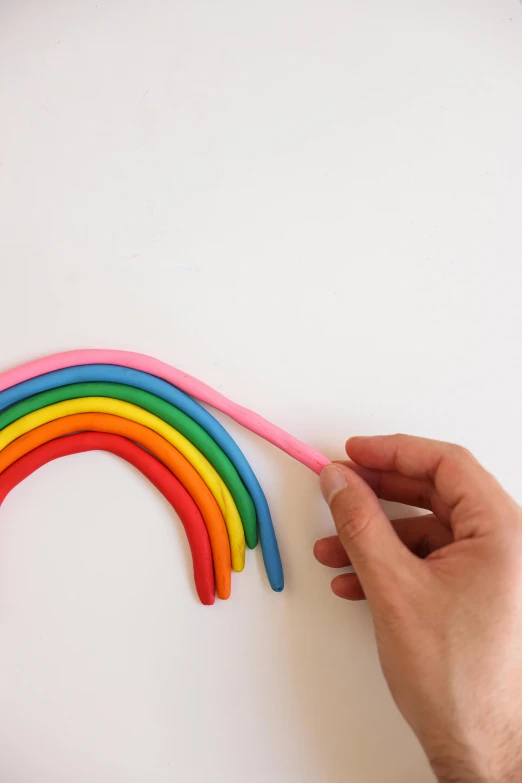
[315,514,453,569]
[316,514,453,601]
[337,461,453,523]
[346,434,476,486]
[314,535,350,568]
[319,463,418,601]
[346,435,505,537]
[331,573,366,601]
[388,514,454,556]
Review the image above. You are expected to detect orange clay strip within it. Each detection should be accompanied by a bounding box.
[0,412,232,600]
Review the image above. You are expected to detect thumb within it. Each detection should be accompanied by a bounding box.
[320,463,414,598]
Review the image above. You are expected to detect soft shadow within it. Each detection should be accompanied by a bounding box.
[269,453,430,782]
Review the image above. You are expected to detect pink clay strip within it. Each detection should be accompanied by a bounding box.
[0,350,330,474]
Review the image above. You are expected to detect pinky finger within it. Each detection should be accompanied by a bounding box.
[331,573,366,601]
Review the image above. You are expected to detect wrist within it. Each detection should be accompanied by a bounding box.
[431,756,486,783]
[431,753,522,783]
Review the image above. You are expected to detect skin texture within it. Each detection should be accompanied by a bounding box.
[0,413,232,600]
[315,435,522,783]
[0,433,215,605]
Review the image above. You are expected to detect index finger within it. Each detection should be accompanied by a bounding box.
[346,434,503,521]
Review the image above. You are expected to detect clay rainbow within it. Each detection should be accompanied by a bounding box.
[0,350,330,605]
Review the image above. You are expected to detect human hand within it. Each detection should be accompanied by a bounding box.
[314,435,522,783]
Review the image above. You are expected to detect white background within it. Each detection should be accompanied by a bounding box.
[0,1,521,781]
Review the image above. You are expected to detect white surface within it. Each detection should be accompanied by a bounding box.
[0,1,521,781]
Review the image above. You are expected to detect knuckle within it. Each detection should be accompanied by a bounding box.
[334,504,373,543]
[447,443,475,464]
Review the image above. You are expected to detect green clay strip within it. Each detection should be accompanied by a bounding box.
[0,382,258,548]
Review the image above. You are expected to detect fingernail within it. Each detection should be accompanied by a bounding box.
[320,464,348,505]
